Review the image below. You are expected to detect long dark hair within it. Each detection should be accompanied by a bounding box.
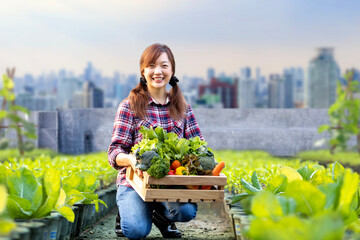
[128,43,187,120]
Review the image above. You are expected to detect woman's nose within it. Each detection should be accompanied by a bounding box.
[154,66,162,74]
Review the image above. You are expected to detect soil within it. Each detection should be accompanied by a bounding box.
[76,202,235,240]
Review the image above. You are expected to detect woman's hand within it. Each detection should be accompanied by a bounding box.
[130,154,144,177]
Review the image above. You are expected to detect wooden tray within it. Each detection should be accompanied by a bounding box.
[126,165,227,202]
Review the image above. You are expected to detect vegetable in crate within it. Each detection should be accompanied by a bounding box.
[131,126,216,178]
[197,156,217,171]
[135,150,159,171]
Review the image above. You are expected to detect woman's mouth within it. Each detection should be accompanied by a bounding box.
[152,77,164,83]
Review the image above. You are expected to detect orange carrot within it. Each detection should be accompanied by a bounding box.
[212,161,225,176]
[171,160,181,170]
[201,185,212,190]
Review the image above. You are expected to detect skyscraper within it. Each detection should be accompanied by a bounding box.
[57,77,83,108]
[307,48,340,108]
[283,69,294,108]
[268,74,284,108]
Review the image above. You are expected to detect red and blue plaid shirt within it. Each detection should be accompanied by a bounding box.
[108,96,204,187]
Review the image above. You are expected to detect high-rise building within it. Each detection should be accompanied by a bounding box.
[57,77,83,108]
[238,67,255,108]
[198,77,238,108]
[83,81,104,108]
[283,69,294,108]
[207,68,215,81]
[307,48,340,108]
[255,68,268,108]
[268,74,284,108]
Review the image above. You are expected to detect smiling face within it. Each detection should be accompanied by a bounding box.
[143,52,173,92]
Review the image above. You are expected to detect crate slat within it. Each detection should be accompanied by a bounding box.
[126,166,226,202]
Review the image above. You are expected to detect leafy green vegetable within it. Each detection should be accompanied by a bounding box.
[147,156,170,179]
[135,150,159,171]
[131,126,214,178]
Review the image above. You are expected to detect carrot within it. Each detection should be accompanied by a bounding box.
[212,161,225,176]
[171,160,181,170]
[201,185,212,190]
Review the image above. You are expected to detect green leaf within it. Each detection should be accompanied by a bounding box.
[246,216,310,240]
[267,174,288,194]
[284,180,326,216]
[0,165,12,185]
[32,168,61,218]
[9,105,30,114]
[241,178,260,194]
[63,172,84,193]
[318,182,340,210]
[331,162,345,182]
[81,170,98,192]
[155,126,167,142]
[318,125,329,133]
[0,110,7,119]
[251,171,262,190]
[297,165,314,181]
[65,189,86,206]
[56,206,75,222]
[0,219,16,235]
[277,196,297,215]
[0,185,8,213]
[309,169,333,185]
[6,195,33,218]
[139,126,157,140]
[251,190,283,218]
[6,167,43,213]
[308,211,345,240]
[231,193,250,204]
[337,169,359,215]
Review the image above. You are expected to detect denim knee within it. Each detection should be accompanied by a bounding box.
[177,203,197,222]
[122,223,151,240]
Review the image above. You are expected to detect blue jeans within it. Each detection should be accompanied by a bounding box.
[116,185,198,240]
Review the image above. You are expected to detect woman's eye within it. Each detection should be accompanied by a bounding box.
[162,65,168,68]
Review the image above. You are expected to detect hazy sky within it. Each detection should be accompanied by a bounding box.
[1,0,359,79]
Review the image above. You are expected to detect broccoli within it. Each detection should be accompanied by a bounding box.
[198,156,217,171]
[135,150,159,171]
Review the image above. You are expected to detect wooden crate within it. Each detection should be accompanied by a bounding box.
[126,165,227,202]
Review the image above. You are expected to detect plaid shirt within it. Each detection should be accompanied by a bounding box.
[108,96,204,187]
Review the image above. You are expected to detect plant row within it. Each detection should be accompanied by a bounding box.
[0,151,118,236]
[216,150,360,239]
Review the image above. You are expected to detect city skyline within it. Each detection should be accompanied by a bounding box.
[1,0,359,79]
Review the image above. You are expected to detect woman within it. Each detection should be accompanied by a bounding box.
[108,43,204,240]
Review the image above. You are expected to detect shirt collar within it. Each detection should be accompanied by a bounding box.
[148,94,170,106]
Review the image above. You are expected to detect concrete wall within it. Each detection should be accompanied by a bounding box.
[5,108,354,156]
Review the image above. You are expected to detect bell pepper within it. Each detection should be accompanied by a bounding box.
[175,166,188,175]
[168,170,175,175]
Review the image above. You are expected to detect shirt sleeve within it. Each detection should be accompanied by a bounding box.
[184,105,205,141]
[108,101,135,170]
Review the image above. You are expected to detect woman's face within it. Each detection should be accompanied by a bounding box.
[143,52,173,92]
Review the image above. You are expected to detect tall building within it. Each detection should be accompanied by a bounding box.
[57,77,83,108]
[255,68,268,108]
[207,68,215,81]
[83,81,104,108]
[283,69,294,108]
[307,48,340,108]
[238,67,256,108]
[198,77,238,108]
[268,74,284,108]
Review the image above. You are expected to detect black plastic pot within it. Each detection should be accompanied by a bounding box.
[33,214,61,240]
[57,215,70,240]
[69,206,79,239]
[73,204,85,237]
[10,226,30,240]
[15,221,46,240]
